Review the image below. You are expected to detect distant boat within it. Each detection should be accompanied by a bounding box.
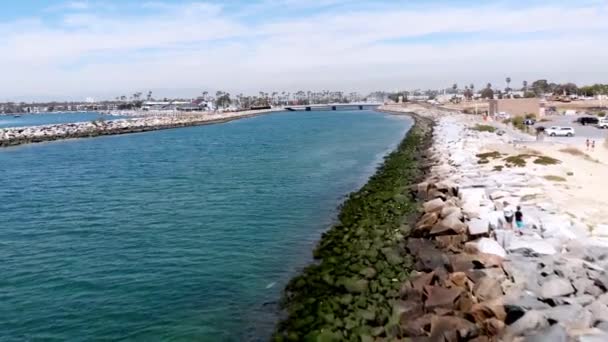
[13,115,21,118]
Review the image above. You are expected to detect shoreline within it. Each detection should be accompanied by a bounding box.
[387,103,608,340]
[273,111,435,340]
[0,108,280,148]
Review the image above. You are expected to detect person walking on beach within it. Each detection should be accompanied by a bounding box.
[592,140,596,152]
[586,139,590,151]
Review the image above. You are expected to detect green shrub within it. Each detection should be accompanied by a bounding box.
[471,124,496,133]
[534,156,561,165]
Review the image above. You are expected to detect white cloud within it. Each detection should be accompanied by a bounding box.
[1,1,607,100]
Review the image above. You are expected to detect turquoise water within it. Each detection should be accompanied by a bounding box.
[0,112,122,128]
[0,110,412,341]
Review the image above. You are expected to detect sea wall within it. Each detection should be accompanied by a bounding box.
[0,109,278,147]
[273,112,435,341]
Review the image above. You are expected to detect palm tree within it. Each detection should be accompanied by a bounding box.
[506,77,511,93]
[452,83,458,93]
[523,80,528,92]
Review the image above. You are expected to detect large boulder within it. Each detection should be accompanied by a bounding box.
[504,310,549,338]
[523,324,568,342]
[430,212,467,236]
[473,277,503,301]
[508,238,557,256]
[541,304,592,330]
[423,198,445,214]
[468,218,489,236]
[474,238,506,258]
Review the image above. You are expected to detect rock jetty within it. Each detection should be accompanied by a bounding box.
[0,109,277,147]
[397,105,608,341]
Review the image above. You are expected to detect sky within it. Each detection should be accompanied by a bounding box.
[1,0,608,101]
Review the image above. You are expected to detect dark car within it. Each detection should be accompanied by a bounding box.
[575,117,599,125]
[523,119,536,125]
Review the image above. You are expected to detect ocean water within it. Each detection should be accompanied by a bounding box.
[0,112,122,128]
[0,110,412,341]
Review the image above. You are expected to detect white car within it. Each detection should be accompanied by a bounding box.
[598,119,608,129]
[545,126,575,137]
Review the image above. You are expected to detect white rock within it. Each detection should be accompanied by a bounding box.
[508,238,557,255]
[475,237,506,258]
[540,277,575,299]
[593,225,608,238]
[468,218,489,236]
[490,190,511,200]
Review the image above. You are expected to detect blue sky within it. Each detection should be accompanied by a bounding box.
[1,0,607,101]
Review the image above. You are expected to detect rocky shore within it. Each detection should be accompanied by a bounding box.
[274,112,435,341]
[387,104,608,341]
[0,109,278,147]
[276,104,608,341]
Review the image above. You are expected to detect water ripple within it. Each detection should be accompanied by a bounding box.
[0,111,411,341]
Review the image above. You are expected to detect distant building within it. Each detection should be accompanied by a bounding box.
[488,98,541,118]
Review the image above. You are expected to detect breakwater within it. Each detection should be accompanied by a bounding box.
[0,109,277,147]
[274,113,434,341]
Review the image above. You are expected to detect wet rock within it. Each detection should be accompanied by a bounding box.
[416,182,430,200]
[401,313,433,337]
[424,285,463,310]
[540,277,575,299]
[429,316,478,341]
[416,246,449,272]
[409,271,436,291]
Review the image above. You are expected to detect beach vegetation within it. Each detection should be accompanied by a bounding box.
[599,111,606,117]
[471,124,496,133]
[274,120,432,341]
[544,175,567,182]
[504,155,528,167]
[534,155,561,165]
[476,151,501,159]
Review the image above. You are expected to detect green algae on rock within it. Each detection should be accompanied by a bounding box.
[274,115,433,341]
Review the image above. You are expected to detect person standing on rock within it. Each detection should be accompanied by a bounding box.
[515,206,524,231]
[503,206,514,230]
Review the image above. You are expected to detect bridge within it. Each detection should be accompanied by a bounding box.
[284,103,382,112]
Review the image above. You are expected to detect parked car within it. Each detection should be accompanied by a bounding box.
[545,126,575,137]
[598,119,608,129]
[575,117,599,125]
